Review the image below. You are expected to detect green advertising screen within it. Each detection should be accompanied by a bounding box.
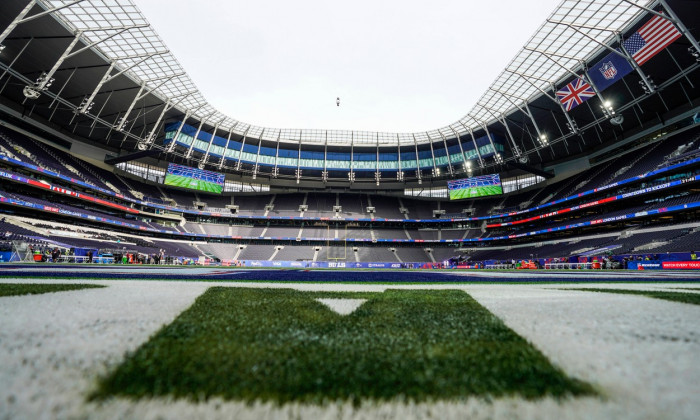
[447,174,503,200]
[164,163,224,194]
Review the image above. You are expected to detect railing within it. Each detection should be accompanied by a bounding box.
[56,255,114,264]
[544,262,596,269]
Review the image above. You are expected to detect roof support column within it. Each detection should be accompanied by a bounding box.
[296,132,302,184]
[201,123,220,167]
[141,92,195,150]
[449,127,469,173]
[458,121,483,168]
[375,133,380,186]
[185,120,206,160]
[0,0,36,46]
[252,129,263,178]
[80,51,169,114]
[218,129,234,170]
[348,132,354,184]
[322,131,328,183]
[235,128,249,171]
[272,131,280,178]
[1,0,85,46]
[23,31,81,99]
[426,132,438,177]
[412,134,421,184]
[439,132,453,176]
[396,134,403,181]
[167,111,191,153]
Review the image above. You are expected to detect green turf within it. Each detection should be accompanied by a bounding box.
[164,174,222,194]
[0,283,105,297]
[93,288,594,404]
[449,185,503,200]
[568,288,700,305]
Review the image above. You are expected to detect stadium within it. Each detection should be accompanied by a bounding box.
[0,0,699,418]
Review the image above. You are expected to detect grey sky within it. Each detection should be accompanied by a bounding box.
[135,0,562,133]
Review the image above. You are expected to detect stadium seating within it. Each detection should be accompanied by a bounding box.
[1,123,699,264]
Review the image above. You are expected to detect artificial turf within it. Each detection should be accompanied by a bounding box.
[0,283,105,297]
[94,287,594,404]
[569,288,700,305]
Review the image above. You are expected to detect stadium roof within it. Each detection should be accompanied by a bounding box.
[0,0,698,187]
[14,0,658,145]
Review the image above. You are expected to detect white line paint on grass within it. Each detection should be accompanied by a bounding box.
[1,278,698,419]
[316,298,367,315]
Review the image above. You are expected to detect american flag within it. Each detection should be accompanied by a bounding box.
[623,14,682,66]
[556,78,596,111]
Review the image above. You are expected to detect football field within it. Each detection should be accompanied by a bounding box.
[449,184,503,200]
[163,173,223,193]
[1,266,699,420]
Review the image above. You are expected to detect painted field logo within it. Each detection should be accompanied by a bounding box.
[94,288,594,404]
[599,61,618,80]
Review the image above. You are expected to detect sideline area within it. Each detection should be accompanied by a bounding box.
[2,263,700,282]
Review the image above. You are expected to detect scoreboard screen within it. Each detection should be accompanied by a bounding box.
[164,163,225,194]
[447,174,503,200]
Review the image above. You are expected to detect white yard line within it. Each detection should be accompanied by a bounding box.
[0,279,698,419]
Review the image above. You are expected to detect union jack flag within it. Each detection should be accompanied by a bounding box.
[556,78,596,112]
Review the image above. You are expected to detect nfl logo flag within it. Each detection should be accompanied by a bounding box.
[556,78,596,112]
[586,50,634,92]
[600,61,618,80]
[623,13,682,66]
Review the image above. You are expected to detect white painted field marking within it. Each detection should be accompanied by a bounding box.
[316,298,367,315]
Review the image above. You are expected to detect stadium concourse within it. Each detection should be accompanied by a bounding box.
[1,0,700,418]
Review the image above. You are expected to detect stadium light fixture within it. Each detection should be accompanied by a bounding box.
[689,47,700,62]
[639,77,657,95]
[23,72,54,99]
[600,101,616,117]
[115,117,129,132]
[0,45,5,53]
[77,96,94,114]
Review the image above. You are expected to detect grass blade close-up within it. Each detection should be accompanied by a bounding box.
[94,288,594,404]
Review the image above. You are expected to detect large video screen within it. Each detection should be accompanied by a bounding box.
[164,163,225,194]
[447,174,503,200]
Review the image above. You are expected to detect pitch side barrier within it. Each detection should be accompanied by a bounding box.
[228,261,441,269]
[2,154,699,224]
[2,191,699,246]
[626,260,700,270]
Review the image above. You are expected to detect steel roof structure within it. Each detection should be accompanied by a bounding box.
[0,0,698,188]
